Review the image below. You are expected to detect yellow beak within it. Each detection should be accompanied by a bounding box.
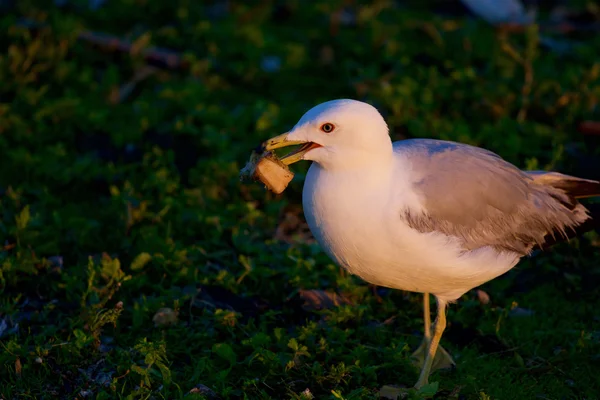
[262,133,321,165]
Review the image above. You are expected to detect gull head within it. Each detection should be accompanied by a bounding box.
[262,99,392,170]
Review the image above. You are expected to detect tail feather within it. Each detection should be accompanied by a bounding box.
[527,171,600,250]
[527,171,600,199]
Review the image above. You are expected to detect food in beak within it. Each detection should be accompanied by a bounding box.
[240,150,294,194]
[240,132,321,194]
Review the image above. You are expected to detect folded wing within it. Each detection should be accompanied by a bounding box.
[395,139,600,255]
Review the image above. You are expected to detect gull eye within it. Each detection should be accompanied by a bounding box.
[320,123,335,133]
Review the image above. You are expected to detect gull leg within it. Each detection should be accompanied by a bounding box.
[411,294,455,374]
[414,297,452,389]
[379,296,455,398]
[423,292,431,340]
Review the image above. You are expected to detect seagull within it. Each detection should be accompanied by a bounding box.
[260,99,600,389]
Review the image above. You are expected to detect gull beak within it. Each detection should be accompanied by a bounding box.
[262,132,322,165]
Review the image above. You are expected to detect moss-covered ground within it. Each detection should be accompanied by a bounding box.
[1,1,599,399]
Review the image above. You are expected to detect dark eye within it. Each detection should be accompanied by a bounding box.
[320,123,335,133]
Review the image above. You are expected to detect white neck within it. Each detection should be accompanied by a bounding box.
[315,145,394,173]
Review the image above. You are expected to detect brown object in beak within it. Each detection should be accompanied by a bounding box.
[255,154,294,194]
[240,151,294,194]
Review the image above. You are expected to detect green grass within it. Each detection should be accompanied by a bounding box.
[1,1,600,399]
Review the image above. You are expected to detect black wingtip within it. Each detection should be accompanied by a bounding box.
[537,202,600,251]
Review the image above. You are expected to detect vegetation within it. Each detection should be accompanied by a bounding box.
[1,1,599,399]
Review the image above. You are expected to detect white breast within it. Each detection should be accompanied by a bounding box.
[302,161,521,302]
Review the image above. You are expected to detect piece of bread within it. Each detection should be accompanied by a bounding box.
[240,151,294,194]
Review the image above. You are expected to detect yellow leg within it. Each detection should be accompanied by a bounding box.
[410,294,430,366]
[423,293,431,340]
[415,297,448,389]
[411,294,454,374]
[379,295,453,398]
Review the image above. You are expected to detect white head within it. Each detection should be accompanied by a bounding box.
[263,99,393,170]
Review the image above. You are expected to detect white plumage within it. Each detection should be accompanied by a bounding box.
[303,143,521,302]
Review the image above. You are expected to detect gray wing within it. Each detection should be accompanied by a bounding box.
[395,139,591,254]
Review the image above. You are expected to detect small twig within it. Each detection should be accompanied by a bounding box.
[108,65,158,104]
[476,346,520,359]
[77,30,188,70]
[518,60,533,122]
[496,21,600,35]
[49,342,70,348]
[578,121,600,136]
[16,19,189,71]
[113,369,130,380]
[499,30,536,122]
[0,340,17,356]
